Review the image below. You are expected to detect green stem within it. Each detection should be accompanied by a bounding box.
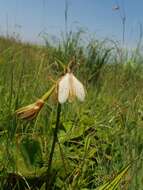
[57,138,67,176]
[41,85,56,102]
[46,103,61,190]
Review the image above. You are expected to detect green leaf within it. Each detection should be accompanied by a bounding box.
[96,162,132,190]
[19,137,42,167]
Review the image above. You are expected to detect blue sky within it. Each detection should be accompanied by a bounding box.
[0,0,143,47]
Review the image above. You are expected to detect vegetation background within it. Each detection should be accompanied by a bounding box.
[0,1,143,190]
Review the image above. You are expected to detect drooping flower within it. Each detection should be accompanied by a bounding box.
[58,72,85,104]
[16,85,56,120]
[16,99,44,120]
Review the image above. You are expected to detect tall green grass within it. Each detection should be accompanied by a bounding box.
[0,34,143,189]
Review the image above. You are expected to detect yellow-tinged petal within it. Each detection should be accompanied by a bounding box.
[16,99,44,120]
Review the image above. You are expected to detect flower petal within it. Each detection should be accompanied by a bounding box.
[72,74,85,101]
[58,73,70,103]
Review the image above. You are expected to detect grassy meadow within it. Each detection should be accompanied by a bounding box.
[0,33,143,189]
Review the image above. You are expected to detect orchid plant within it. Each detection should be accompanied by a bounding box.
[16,61,85,190]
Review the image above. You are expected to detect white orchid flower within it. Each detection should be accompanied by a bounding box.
[58,72,85,104]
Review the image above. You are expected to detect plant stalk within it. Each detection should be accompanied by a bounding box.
[41,85,56,102]
[46,103,61,190]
